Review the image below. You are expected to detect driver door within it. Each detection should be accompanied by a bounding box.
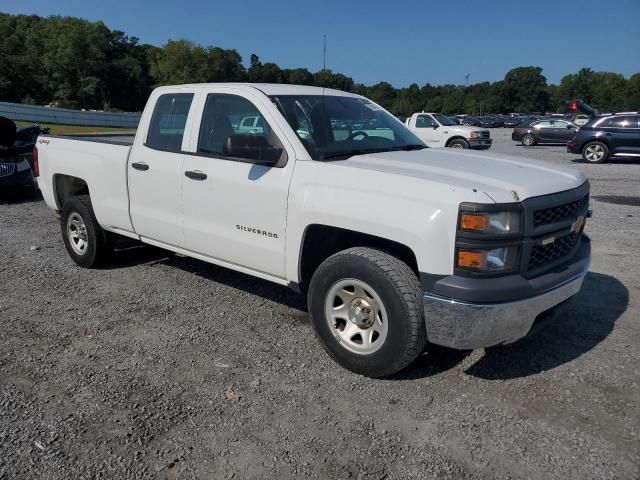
[180,88,295,278]
[413,114,441,146]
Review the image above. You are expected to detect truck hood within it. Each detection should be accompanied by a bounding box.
[341,148,587,203]
[446,125,485,134]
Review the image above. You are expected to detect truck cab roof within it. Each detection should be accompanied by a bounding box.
[154,83,361,98]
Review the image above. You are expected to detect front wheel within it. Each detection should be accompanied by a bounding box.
[582,141,609,163]
[447,139,469,149]
[307,247,427,377]
[61,195,113,268]
[521,133,536,146]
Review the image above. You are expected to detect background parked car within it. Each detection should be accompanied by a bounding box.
[573,114,591,126]
[502,117,521,128]
[461,115,480,126]
[567,113,640,163]
[477,116,501,128]
[512,119,579,146]
[0,116,36,198]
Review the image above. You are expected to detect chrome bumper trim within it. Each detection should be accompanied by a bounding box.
[423,271,587,350]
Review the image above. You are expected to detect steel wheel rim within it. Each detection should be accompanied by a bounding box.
[523,135,533,145]
[585,144,604,161]
[324,279,389,355]
[451,143,464,149]
[67,212,89,256]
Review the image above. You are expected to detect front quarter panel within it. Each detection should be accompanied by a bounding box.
[285,160,492,283]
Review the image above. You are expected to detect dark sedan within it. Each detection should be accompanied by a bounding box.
[512,119,578,146]
[0,117,36,198]
[567,113,640,163]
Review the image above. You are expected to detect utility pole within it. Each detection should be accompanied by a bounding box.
[465,74,469,86]
[323,34,327,71]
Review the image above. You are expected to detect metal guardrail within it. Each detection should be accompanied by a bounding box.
[0,101,140,128]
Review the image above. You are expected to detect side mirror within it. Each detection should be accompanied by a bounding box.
[432,123,439,129]
[224,134,283,164]
[568,125,575,129]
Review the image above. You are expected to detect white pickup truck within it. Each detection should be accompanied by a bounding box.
[36,83,591,377]
[405,112,493,149]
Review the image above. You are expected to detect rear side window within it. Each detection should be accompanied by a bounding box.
[600,115,638,129]
[146,93,194,151]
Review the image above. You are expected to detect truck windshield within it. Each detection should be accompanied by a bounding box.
[271,95,426,160]
[432,114,458,126]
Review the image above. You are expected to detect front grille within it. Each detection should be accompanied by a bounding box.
[0,162,17,177]
[534,195,589,226]
[528,232,580,270]
[479,131,490,139]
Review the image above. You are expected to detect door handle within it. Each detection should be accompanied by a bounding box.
[131,162,149,171]
[185,170,207,181]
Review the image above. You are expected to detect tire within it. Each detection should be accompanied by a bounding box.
[307,247,427,377]
[582,141,609,163]
[521,134,536,146]
[61,195,112,268]
[447,138,469,149]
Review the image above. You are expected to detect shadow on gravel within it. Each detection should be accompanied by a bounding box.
[160,254,307,312]
[466,272,628,380]
[571,157,640,165]
[0,189,43,205]
[389,346,472,380]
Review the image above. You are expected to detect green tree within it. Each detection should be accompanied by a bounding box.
[502,66,549,112]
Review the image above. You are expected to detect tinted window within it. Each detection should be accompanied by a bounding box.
[146,93,193,151]
[197,94,285,162]
[534,121,553,128]
[600,116,638,128]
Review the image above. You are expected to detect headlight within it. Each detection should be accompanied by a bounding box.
[469,131,486,138]
[16,159,31,172]
[456,246,519,272]
[459,210,521,234]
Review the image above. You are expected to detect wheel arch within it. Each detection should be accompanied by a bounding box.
[445,136,469,147]
[53,174,90,210]
[296,224,419,292]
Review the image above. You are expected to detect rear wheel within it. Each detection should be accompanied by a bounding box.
[308,247,427,377]
[521,133,536,146]
[448,138,469,149]
[61,195,112,268]
[582,141,609,163]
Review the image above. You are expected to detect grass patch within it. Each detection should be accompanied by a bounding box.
[15,121,134,135]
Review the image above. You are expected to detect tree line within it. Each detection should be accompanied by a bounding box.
[1,13,638,115]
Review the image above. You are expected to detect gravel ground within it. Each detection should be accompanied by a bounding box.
[1,130,639,479]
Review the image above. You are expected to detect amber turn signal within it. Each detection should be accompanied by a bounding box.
[460,213,488,231]
[457,250,486,268]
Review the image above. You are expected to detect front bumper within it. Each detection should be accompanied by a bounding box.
[468,138,492,150]
[422,238,590,350]
[567,142,581,154]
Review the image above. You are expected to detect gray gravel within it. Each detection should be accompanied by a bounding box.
[1,130,639,479]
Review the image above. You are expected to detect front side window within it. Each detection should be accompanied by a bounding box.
[415,115,436,128]
[271,95,425,160]
[197,94,286,164]
[146,93,194,151]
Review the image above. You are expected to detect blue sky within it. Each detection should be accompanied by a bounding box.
[1,0,639,87]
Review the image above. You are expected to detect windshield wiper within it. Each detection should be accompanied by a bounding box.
[321,149,384,160]
[389,144,427,151]
[320,144,426,160]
